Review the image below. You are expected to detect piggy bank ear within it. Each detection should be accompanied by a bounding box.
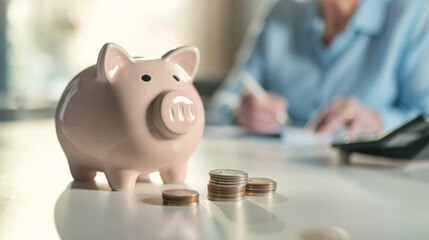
[162,46,200,81]
[97,43,133,82]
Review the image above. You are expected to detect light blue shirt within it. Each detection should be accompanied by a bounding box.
[208,0,429,130]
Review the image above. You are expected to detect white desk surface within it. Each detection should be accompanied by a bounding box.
[1,120,429,240]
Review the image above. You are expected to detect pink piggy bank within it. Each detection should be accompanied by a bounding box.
[55,43,205,190]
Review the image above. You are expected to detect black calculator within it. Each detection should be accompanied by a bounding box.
[332,115,429,160]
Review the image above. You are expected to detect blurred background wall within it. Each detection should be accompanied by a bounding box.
[0,0,274,120]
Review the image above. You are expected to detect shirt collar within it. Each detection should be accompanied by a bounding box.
[348,0,387,35]
[306,0,388,36]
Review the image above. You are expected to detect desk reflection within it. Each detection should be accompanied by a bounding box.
[54,181,218,240]
[54,181,288,240]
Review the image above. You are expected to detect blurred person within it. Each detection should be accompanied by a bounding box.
[208,0,429,137]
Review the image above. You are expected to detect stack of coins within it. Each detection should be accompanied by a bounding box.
[245,178,277,196]
[162,189,199,206]
[207,169,248,201]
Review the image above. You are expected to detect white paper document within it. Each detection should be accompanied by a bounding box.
[280,127,345,146]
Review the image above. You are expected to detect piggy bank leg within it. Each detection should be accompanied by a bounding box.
[68,161,96,181]
[105,166,139,190]
[160,161,188,183]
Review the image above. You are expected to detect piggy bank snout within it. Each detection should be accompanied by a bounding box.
[148,91,199,139]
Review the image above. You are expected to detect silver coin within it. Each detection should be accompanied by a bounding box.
[209,180,247,185]
[210,176,248,181]
[209,169,248,178]
[208,184,246,190]
[210,175,248,181]
[208,182,247,188]
[246,177,277,185]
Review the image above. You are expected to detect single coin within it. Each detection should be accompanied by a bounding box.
[246,178,277,186]
[209,169,248,178]
[163,201,199,207]
[162,198,199,204]
[162,195,199,201]
[162,189,199,201]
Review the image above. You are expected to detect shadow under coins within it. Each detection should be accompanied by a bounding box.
[54,181,225,240]
[208,193,288,234]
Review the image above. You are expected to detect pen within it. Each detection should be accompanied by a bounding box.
[240,71,291,125]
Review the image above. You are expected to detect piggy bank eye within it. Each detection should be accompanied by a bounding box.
[173,75,180,82]
[141,74,151,82]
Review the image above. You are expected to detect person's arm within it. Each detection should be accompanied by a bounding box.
[386,1,429,130]
[311,2,429,134]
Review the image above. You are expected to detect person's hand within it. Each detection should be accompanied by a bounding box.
[308,97,382,137]
[235,92,288,134]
